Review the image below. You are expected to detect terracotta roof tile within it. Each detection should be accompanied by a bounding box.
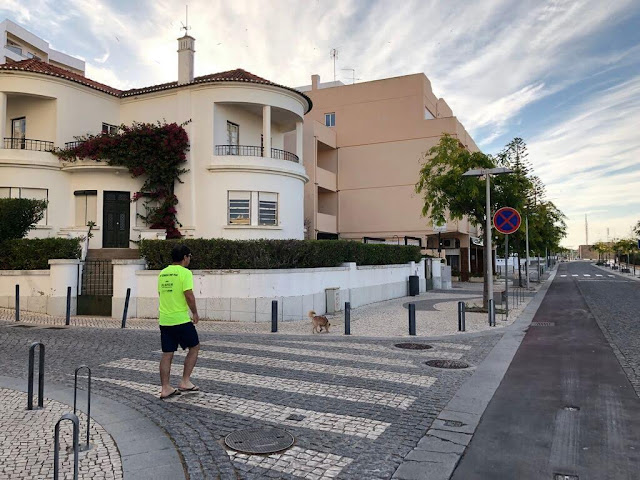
[0,58,122,96]
[0,60,312,111]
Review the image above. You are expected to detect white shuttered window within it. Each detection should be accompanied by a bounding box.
[258,192,278,226]
[228,191,251,224]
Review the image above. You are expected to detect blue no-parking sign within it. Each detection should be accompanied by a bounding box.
[493,207,521,235]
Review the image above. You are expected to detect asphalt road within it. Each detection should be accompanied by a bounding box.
[451,261,640,480]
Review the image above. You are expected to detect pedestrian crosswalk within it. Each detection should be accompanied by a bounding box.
[561,273,618,279]
[98,338,471,478]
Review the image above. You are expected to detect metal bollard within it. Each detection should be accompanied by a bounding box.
[344,302,351,335]
[74,365,92,451]
[408,303,416,336]
[27,342,45,410]
[54,413,80,480]
[121,288,131,329]
[271,300,278,333]
[65,286,72,326]
[15,284,19,322]
[488,299,495,326]
[457,301,466,332]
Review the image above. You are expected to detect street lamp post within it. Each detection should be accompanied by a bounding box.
[525,215,530,289]
[462,167,513,325]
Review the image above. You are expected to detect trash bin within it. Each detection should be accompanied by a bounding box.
[409,275,419,296]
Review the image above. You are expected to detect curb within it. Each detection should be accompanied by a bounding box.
[392,268,557,480]
[0,375,186,480]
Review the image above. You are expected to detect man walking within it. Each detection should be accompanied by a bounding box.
[158,244,200,399]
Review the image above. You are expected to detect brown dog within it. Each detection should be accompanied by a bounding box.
[309,310,330,334]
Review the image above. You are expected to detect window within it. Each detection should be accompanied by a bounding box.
[2,187,48,225]
[424,107,435,120]
[258,192,278,226]
[227,121,239,154]
[228,191,251,224]
[74,190,98,226]
[324,112,335,127]
[102,122,118,135]
[11,117,26,149]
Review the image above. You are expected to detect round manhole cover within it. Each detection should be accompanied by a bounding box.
[224,427,294,455]
[395,343,433,350]
[425,360,470,369]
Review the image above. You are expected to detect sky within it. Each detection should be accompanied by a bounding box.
[3,0,639,249]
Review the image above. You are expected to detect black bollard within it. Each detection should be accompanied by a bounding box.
[409,303,416,336]
[121,288,131,329]
[27,342,45,410]
[271,300,278,333]
[15,284,19,322]
[457,301,466,332]
[344,302,351,335]
[488,299,495,326]
[65,286,72,326]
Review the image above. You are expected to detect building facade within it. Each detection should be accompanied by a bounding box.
[298,74,483,279]
[0,33,310,250]
[1,19,84,74]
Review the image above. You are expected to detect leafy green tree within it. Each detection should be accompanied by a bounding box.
[416,134,495,306]
[0,198,48,243]
[634,220,640,237]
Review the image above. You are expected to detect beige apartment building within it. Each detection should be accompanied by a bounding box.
[298,73,483,280]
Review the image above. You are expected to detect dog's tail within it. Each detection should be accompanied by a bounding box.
[308,310,316,318]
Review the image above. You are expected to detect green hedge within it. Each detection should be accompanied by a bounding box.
[140,239,422,270]
[0,238,82,270]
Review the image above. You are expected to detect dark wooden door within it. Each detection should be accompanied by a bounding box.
[103,191,130,248]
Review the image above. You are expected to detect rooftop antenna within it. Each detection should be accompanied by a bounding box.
[330,48,338,81]
[341,68,361,84]
[180,5,191,35]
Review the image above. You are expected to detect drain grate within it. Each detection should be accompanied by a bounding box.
[11,325,37,328]
[43,326,66,330]
[395,343,433,350]
[425,360,469,369]
[554,474,578,480]
[286,414,305,422]
[225,427,294,455]
[443,420,465,427]
[531,322,555,326]
[563,406,580,412]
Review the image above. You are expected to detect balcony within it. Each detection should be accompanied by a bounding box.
[3,137,54,151]
[215,145,299,163]
[317,212,337,234]
[316,167,337,192]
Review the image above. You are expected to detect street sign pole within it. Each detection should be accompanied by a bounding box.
[505,234,509,318]
[486,175,493,327]
[525,216,530,290]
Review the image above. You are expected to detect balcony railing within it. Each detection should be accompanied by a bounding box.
[215,145,299,163]
[3,137,54,151]
[64,140,86,149]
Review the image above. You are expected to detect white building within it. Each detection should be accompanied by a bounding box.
[0,33,311,250]
[1,19,84,74]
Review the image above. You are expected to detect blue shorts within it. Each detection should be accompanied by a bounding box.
[160,322,199,352]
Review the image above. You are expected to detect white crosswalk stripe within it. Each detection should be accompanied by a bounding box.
[170,350,436,388]
[560,275,567,277]
[102,359,416,409]
[201,340,463,363]
[572,274,579,277]
[608,275,615,277]
[91,377,389,439]
[596,274,603,277]
[584,274,591,277]
[227,446,353,479]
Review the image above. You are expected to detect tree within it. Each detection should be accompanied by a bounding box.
[634,220,640,237]
[0,198,48,243]
[415,134,495,307]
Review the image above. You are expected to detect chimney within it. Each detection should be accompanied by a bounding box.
[311,74,320,90]
[177,34,195,85]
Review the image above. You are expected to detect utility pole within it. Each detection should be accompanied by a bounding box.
[525,215,530,289]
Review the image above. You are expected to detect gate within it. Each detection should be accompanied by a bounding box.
[77,260,113,316]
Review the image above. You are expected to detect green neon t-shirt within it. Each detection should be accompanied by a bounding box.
[158,265,193,326]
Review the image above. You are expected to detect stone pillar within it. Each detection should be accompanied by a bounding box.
[262,105,271,157]
[296,121,304,164]
[47,259,80,316]
[111,259,147,319]
[0,92,6,147]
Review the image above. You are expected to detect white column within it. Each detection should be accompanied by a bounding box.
[262,105,271,157]
[0,92,6,148]
[296,121,304,164]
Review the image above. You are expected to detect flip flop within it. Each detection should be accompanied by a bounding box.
[178,385,200,392]
[159,388,181,400]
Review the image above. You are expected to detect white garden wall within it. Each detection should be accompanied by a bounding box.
[113,259,426,322]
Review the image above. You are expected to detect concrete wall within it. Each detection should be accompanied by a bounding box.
[113,259,426,321]
[0,259,79,315]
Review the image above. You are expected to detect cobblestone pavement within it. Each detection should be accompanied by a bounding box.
[0,323,502,479]
[0,388,122,480]
[572,262,640,397]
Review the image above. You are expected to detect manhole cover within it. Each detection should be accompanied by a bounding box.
[563,405,580,412]
[425,360,470,369]
[12,325,37,328]
[395,343,433,350]
[224,427,294,455]
[286,414,305,422]
[531,322,555,326]
[554,474,578,480]
[44,326,66,330]
[443,420,465,427]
